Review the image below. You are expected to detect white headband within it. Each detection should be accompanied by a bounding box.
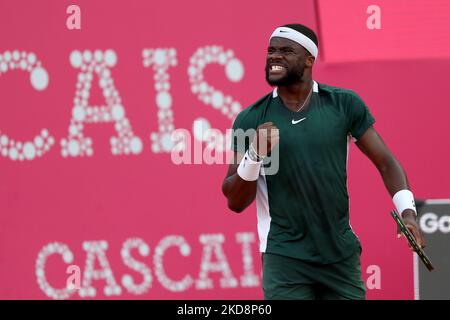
[270,27,318,58]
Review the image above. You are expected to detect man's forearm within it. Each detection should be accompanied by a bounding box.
[222,174,257,213]
[378,157,417,219]
[378,157,411,197]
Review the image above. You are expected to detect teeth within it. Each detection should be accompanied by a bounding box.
[271,65,284,71]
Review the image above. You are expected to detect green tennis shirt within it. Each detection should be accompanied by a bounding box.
[231,81,375,264]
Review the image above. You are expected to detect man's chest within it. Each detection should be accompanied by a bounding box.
[261,101,350,153]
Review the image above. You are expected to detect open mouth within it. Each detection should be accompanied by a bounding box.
[269,64,286,74]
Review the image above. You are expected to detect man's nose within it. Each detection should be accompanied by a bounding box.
[269,51,284,60]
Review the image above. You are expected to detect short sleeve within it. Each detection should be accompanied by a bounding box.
[347,92,375,140]
[230,111,256,154]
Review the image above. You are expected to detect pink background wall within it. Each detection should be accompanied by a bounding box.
[0,0,449,299]
[317,0,450,62]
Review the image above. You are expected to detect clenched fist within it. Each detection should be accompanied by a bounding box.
[252,122,279,157]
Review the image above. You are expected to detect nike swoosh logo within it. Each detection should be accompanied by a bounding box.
[292,117,307,125]
[280,30,289,33]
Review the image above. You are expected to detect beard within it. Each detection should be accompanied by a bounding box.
[265,64,304,86]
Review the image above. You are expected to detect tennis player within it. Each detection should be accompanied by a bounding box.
[221,23,425,300]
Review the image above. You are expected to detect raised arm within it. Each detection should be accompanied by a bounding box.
[222,122,279,213]
[221,151,258,213]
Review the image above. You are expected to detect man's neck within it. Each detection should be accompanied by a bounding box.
[277,79,313,111]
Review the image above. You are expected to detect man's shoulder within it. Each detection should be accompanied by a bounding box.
[245,91,272,111]
[318,83,365,105]
[235,92,272,119]
[231,92,272,129]
[318,82,360,98]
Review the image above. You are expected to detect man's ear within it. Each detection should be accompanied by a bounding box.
[305,56,315,68]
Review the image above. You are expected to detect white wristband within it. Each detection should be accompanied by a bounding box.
[393,189,417,216]
[237,151,262,181]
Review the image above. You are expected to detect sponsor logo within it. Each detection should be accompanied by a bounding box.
[420,212,450,234]
[291,117,306,125]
